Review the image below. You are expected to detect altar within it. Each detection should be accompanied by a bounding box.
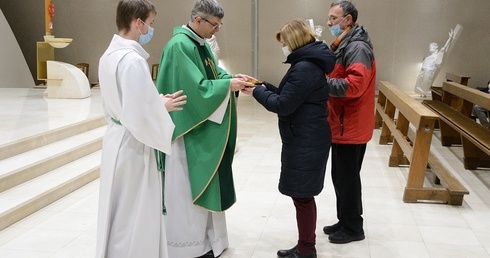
[36,0,90,99]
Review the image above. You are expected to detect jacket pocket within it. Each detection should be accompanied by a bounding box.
[279,119,295,138]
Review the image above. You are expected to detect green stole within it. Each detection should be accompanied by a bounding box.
[155,27,237,212]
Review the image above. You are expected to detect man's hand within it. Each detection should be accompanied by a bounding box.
[230,78,254,92]
[162,90,187,112]
[233,74,257,81]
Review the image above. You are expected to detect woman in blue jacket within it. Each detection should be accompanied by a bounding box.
[242,19,335,258]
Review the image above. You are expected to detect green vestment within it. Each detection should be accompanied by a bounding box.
[155,26,237,212]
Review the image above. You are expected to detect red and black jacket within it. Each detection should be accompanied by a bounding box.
[327,25,377,144]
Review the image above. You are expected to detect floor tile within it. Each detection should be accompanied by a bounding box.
[1,91,490,257]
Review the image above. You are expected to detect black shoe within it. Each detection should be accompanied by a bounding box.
[323,222,341,235]
[290,249,317,258]
[196,250,214,258]
[328,229,365,244]
[277,246,296,257]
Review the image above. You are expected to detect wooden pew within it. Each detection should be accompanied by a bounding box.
[375,81,469,205]
[431,72,470,102]
[424,81,490,169]
[430,73,470,130]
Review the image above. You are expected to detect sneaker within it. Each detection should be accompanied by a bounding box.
[328,229,365,244]
[322,222,341,235]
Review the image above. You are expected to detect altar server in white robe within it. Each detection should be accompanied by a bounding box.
[95,1,187,257]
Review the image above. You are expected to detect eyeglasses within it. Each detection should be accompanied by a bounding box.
[203,18,222,30]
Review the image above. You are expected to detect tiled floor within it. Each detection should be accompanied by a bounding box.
[1,88,490,257]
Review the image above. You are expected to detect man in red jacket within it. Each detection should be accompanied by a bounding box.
[323,0,376,244]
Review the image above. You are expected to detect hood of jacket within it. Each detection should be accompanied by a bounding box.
[335,25,373,55]
[285,40,333,72]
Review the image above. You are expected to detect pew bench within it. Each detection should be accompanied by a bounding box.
[430,72,470,103]
[375,81,469,205]
[423,81,490,169]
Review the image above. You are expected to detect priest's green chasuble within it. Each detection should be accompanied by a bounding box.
[155,26,237,212]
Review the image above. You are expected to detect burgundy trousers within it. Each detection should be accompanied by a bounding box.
[292,197,316,254]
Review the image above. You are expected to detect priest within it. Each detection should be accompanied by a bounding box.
[155,0,254,257]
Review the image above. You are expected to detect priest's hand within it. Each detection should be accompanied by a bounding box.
[233,73,256,81]
[230,78,253,92]
[161,90,187,112]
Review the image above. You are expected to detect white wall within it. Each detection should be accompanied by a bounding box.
[257,0,490,92]
[0,9,34,88]
[2,0,490,91]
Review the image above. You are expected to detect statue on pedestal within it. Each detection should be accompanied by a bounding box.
[414,42,446,96]
[414,25,463,96]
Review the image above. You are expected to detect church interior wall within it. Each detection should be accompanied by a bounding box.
[1,0,489,91]
[0,8,35,88]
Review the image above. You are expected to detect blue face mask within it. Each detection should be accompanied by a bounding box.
[329,16,347,38]
[329,24,343,38]
[138,20,154,45]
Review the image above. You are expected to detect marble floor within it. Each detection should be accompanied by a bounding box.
[1,88,490,258]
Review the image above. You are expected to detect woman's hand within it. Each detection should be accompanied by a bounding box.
[240,86,255,95]
[161,90,187,112]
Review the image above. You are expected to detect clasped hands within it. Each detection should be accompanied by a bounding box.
[231,74,264,95]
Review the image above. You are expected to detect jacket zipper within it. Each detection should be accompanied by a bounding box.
[340,106,344,137]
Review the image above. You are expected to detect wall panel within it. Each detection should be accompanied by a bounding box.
[0,9,34,88]
[1,0,489,91]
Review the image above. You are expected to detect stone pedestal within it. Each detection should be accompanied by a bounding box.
[45,61,90,99]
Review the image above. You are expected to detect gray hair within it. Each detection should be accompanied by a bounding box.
[331,0,358,23]
[191,0,224,20]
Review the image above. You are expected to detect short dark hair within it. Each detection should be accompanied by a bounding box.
[191,0,224,20]
[331,0,358,23]
[116,0,156,32]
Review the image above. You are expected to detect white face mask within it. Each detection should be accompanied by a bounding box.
[282,46,291,57]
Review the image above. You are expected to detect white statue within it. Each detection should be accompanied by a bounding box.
[305,19,325,40]
[206,35,220,60]
[414,42,446,96]
[414,25,463,96]
[314,25,325,40]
